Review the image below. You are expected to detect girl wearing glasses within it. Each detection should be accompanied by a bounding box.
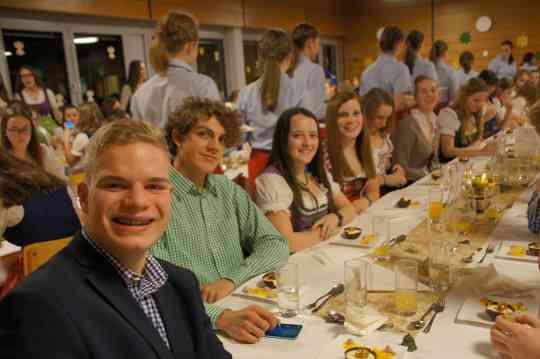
[1,101,65,179]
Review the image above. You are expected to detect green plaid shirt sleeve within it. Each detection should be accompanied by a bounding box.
[205,303,226,328]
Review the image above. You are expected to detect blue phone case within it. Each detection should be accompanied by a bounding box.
[265,324,303,340]
[66,121,74,129]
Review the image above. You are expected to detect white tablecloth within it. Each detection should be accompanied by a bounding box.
[218,156,540,358]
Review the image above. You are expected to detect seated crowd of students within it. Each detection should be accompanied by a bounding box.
[2,10,540,359]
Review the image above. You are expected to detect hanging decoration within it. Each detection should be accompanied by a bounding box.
[364,57,374,67]
[459,32,472,45]
[107,46,116,60]
[475,16,492,32]
[214,51,220,62]
[13,41,25,56]
[85,90,95,103]
[55,93,65,108]
[483,50,489,57]
[516,34,528,49]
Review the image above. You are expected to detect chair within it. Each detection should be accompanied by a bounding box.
[23,237,72,276]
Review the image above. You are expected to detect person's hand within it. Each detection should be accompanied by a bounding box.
[491,315,540,359]
[353,197,370,213]
[483,105,498,122]
[314,213,340,240]
[384,166,407,188]
[216,305,279,344]
[481,142,497,156]
[201,279,235,304]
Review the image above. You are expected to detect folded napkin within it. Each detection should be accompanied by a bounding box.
[344,305,388,336]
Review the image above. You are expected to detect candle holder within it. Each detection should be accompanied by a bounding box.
[467,174,496,213]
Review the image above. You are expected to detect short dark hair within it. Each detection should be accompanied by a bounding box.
[478,70,498,87]
[379,26,404,53]
[291,23,319,50]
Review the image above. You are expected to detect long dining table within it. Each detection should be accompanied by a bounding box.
[220,156,540,359]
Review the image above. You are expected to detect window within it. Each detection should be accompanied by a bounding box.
[243,40,259,85]
[322,44,338,79]
[3,29,70,103]
[197,39,227,99]
[74,33,126,104]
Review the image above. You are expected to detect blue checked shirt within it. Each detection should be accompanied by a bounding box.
[527,191,540,234]
[82,229,170,348]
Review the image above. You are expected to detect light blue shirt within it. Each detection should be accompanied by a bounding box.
[522,63,538,72]
[238,73,301,151]
[455,68,479,91]
[360,53,412,96]
[488,55,517,80]
[290,54,326,119]
[130,59,221,127]
[435,60,459,104]
[411,56,438,89]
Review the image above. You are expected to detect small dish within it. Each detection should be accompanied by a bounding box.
[527,241,540,256]
[342,226,363,240]
[262,272,277,289]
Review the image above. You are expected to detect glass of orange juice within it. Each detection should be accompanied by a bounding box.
[428,187,444,225]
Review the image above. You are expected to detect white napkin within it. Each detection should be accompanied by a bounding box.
[344,305,388,336]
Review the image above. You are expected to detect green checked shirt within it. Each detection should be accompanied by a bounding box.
[152,167,289,328]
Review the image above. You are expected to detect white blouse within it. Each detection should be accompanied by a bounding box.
[255,171,342,215]
[371,134,394,176]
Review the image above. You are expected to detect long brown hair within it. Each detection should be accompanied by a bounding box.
[404,30,424,75]
[16,66,44,93]
[362,88,396,135]
[149,11,199,75]
[0,150,65,207]
[288,23,319,76]
[258,29,293,113]
[1,100,44,166]
[268,107,334,212]
[77,102,105,136]
[326,91,376,182]
[451,77,489,139]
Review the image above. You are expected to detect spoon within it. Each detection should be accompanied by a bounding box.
[462,247,483,263]
[307,284,345,310]
[409,304,436,330]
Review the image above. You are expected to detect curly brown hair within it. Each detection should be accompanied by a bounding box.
[165,97,242,156]
[77,102,105,135]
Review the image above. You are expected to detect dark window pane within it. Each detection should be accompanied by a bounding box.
[197,39,227,98]
[74,33,125,104]
[323,44,337,80]
[3,29,70,103]
[243,40,259,85]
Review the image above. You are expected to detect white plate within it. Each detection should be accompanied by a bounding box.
[317,333,407,359]
[495,240,538,263]
[330,232,385,249]
[456,295,539,328]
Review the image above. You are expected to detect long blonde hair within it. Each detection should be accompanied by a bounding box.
[149,11,199,75]
[326,91,376,181]
[451,77,489,138]
[258,29,293,112]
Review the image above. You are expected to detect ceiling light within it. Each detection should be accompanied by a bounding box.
[74,37,98,45]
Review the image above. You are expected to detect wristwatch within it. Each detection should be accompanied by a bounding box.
[333,211,344,227]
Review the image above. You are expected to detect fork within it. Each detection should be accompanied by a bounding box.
[423,298,446,333]
[479,242,497,263]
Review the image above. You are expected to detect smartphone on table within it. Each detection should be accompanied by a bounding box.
[265,323,303,340]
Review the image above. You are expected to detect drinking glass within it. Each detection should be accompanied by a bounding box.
[394,259,418,316]
[345,259,371,325]
[277,263,299,318]
[428,187,445,233]
[372,215,391,260]
[428,238,451,291]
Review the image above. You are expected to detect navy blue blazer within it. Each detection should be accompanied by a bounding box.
[0,233,232,359]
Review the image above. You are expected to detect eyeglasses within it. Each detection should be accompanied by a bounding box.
[7,127,31,134]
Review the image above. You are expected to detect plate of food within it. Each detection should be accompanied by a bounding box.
[316,334,408,359]
[456,295,538,328]
[495,240,539,263]
[331,228,384,249]
[233,272,278,303]
[394,197,421,209]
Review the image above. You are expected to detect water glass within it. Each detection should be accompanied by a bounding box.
[277,263,299,318]
[345,258,371,324]
[428,187,444,230]
[428,238,451,291]
[394,259,418,316]
[372,215,391,260]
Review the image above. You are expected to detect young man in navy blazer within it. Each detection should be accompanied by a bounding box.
[0,120,232,359]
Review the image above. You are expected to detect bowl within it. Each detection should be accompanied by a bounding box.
[527,241,540,256]
[262,272,277,289]
[485,302,524,321]
[344,347,377,359]
[342,226,363,240]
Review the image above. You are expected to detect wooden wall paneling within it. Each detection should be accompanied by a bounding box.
[150,0,243,26]
[304,0,346,36]
[243,0,306,31]
[0,0,150,20]
[433,0,540,72]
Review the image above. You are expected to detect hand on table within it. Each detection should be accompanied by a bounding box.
[491,314,540,359]
[314,213,340,240]
[201,278,235,304]
[216,305,279,344]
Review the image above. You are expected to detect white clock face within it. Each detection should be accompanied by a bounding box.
[476,16,492,32]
